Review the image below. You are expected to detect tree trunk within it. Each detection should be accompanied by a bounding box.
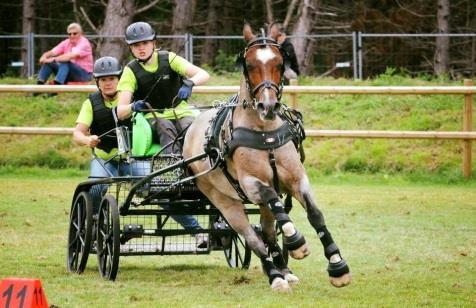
[171,0,196,57]
[97,0,135,63]
[291,0,319,75]
[434,0,450,76]
[200,0,219,66]
[21,0,35,77]
[265,0,274,25]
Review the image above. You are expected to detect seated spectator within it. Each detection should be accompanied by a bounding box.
[37,22,93,87]
[269,22,300,84]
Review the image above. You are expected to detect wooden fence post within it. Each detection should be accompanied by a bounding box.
[463,79,473,179]
[289,79,298,109]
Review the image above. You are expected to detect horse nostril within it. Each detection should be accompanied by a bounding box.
[257,102,265,111]
[274,102,281,112]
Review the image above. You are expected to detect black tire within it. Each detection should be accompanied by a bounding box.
[223,232,252,269]
[96,195,120,281]
[67,191,94,274]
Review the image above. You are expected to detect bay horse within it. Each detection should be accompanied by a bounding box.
[183,24,351,291]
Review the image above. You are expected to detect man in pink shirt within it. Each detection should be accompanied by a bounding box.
[37,22,93,86]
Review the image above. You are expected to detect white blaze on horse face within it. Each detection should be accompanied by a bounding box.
[256,47,276,65]
[255,47,277,106]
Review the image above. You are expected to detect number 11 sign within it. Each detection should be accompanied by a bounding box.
[0,278,48,308]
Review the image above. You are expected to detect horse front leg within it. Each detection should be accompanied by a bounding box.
[294,177,352,288]
[251,181,310,260]
[259,205,299,285]
[217,204,290,292]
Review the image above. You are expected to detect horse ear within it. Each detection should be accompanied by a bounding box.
[243,23,255,43]
[269,23,279,40]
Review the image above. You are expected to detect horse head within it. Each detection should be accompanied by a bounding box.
[239,24,285,121]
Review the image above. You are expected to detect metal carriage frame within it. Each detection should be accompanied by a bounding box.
[66,126,266,281]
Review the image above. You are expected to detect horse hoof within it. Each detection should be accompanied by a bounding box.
[284,273,300,285]
[329,272,352,288]
[289,242,310,260]
[271,277,292,292]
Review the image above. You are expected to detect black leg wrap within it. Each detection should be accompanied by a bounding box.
[317,226,340,260]
[268,243,287,270]
[283,230,306,251]
[261,257,284,285]
[324,243,340,260]
[327,259,350,278]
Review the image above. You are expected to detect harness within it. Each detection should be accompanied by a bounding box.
[205,95,305,202]
[128,50,182,109]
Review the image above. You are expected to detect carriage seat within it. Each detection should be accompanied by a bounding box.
[131,112,162,157]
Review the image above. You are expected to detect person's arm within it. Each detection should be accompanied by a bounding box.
[184,64,210,86]
[39,50,56,64]
[54,52,77,62]
[73,123,100,148]
[117,91,134,120]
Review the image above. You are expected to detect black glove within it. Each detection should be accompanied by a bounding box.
[177,79,194,100]
[131,100,147,112]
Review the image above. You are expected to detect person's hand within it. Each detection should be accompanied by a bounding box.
[87,135,100,148]
[177,79,194,100]
[131,100,147,112]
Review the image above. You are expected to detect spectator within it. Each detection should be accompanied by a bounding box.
[116,21,210,155]
[37,22,93,88]
[269,22,300,84]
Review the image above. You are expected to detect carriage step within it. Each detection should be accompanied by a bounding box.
[120,224,144,244]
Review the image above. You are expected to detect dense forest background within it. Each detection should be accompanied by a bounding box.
[0,0,475,78]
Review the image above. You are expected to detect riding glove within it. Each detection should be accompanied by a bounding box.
[177,79,194,100]
[131,100,147,112]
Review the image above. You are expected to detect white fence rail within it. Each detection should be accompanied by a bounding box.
[0,83,474,177]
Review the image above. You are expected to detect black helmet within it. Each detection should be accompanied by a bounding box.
[93,56,122,78]
[125,22,156,45]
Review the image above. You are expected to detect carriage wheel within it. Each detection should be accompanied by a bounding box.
[96,195,120,281]
[67,191,94,274]
[223,232,252,269]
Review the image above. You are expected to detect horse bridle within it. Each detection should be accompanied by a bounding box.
[237,37,286,108]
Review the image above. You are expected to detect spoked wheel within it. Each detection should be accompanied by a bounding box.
[67,191,94,274]
[96,195,120,281]
[223,232,252,269]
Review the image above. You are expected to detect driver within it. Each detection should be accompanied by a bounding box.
[116,21,210,154]
[73,56,135,211]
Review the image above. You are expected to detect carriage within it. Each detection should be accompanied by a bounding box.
[66,112,284,281]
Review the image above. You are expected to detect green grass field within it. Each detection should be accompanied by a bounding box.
[0,170,475,307]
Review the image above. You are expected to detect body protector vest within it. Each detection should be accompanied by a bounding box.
[127,50,182,110]
[89,91,120,153]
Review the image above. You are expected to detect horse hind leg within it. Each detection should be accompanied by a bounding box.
[259,206,299,285]
[301,190,351,288]
[257,182,310,260]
